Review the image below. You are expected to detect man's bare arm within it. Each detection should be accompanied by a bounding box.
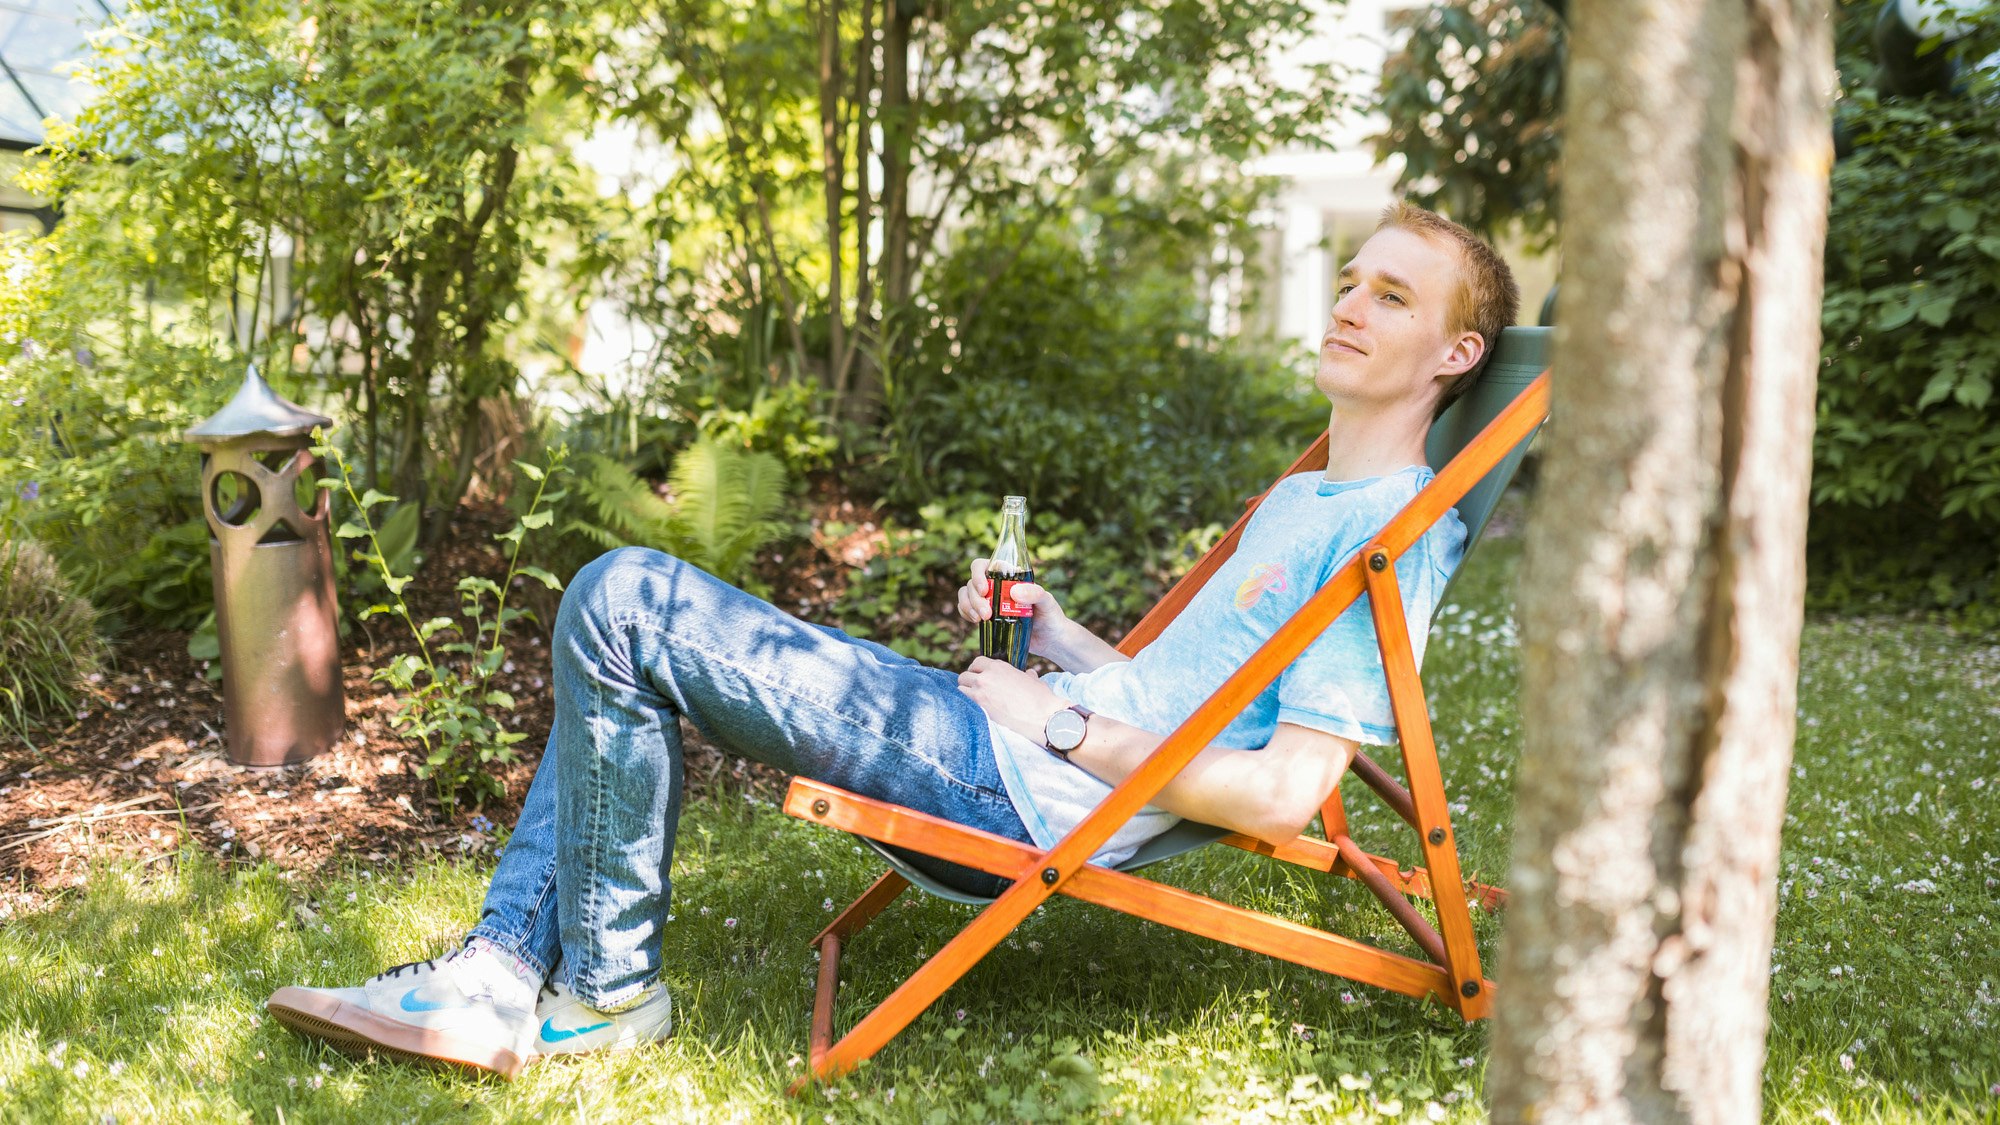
[957,657,1356,845]
[1069,719,1356,846]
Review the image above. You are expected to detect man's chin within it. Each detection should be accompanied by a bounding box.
[1313,360,1358,398]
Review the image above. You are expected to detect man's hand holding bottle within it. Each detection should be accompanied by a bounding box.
[956,558,1072,661]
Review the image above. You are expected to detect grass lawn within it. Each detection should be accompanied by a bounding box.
[2,538,1995,1123]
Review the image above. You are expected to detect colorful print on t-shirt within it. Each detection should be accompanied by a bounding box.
[1234,562,1289,610]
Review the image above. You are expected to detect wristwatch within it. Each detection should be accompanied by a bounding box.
[1043,705,1093,762]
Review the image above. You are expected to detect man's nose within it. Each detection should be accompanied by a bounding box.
[1330,288,1364,329]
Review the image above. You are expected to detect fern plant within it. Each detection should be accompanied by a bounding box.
[564,438,791,593]
[661,437,790,589]
[0,535,103,747]
[563,453,678,553]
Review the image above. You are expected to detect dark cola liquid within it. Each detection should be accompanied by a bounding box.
[980,566,1035,668]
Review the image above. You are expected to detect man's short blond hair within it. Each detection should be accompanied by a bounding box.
[1377,201,1520,418]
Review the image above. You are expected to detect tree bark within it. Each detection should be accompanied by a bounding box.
[1488,0,1832,1121]
[878,0,914,315]
[841,0,876,403]
[818,0,847,396]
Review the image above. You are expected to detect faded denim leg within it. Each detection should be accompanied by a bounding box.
[469,547,1030,1009]
[465,738,564,980]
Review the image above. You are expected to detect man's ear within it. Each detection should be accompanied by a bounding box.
[1437,331,1486,380]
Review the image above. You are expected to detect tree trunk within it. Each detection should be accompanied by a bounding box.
[818,0,847,397]
[1488,0,1832,1121]
[842,0,876,404]
[878,0,914,315]
[847,0,913,420]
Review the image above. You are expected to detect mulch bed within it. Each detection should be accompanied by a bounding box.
[0,485,902,919]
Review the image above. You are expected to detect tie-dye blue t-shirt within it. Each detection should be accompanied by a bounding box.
[987,465,1466,865]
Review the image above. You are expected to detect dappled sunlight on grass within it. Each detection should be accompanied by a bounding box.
[0,539,1994,1120]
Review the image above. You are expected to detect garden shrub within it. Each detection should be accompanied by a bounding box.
[545,437,796,596]
[694,377,840,478]
[19,0,607,555]
[0,535,104,745]
[832,494,1224,666]
[1813,57,2000,626]
[875,224,1319,559]
[1,235,224,630]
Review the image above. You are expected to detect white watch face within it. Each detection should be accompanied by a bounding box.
[1046,708,1088,751]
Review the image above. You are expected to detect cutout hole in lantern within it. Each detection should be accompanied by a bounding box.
[257,519,305,545]
[211,471,262,528]
[292,460,323,518]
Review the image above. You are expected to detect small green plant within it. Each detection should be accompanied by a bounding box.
[0,534,104,747]
[663,436,791,590]
[562,453,678,554]
[561,437,793,595]
[319,438,569,813]
[101,518,213,632]
[694,379,839,475]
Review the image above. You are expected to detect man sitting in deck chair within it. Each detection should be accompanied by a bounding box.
[266,202,1520,1079]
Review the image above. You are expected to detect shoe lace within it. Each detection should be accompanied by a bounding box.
[369,958,438,982]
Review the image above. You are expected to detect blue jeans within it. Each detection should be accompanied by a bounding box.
[466,548,1034,1009]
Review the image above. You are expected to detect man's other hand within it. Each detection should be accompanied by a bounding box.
[957,656,1064,745]
[957,559,1073,659]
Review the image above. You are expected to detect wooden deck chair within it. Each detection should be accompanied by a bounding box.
[782,326,1553,1088]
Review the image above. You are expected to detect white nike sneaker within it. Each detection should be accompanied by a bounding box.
[266,945,541,1079]
[529,980,673,1060]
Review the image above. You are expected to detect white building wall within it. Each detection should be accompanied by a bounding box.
[1249,0,1429,356]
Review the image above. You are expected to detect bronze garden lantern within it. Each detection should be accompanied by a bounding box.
[187,365,344,767]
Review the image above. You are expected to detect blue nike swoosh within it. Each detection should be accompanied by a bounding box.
[540,1017,612,1043]
[399,988,449,1013]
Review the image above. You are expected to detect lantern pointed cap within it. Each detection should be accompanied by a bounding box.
[187,364,333,443]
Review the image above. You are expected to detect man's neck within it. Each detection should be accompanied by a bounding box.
[1320,398,1434,482]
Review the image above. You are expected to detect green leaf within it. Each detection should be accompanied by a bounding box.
[520,509,554,529]
[1956,374,1991,410]
[516,565,562,590]
[1875,298,1918,332]
[513,459,546,482]
[418,616,458,640]
[457,576,503,598]
[1915,295,1956,328]
[186,612,221,661]
[358,488,399,510]
[334,521,369,540]
[376,503,422,573]
[1917,371,1957,410]
[484,690,516,709]
[385,574,413,595]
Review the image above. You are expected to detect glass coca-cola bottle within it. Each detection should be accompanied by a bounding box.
[979,496,1034,668]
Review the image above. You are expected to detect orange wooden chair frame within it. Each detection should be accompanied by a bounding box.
[783,372,1551,1088]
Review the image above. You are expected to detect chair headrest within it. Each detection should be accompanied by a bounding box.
[1423,325,1551,551]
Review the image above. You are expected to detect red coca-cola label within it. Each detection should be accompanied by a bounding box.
[995,578,1034,618]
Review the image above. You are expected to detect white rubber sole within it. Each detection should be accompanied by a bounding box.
[266,987,528,1080]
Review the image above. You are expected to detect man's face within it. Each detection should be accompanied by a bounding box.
[1315,226,1479,410]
